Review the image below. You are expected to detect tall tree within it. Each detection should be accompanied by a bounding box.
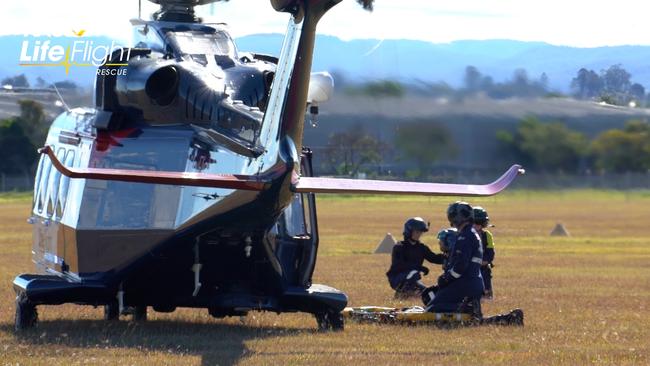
[464,66,482,92]
[1,74,30,88]
[601,64,631,95]
[629,83,645,103]
[497,117,588,173]
[15,99,48,148]
[591,120,650,173]
[323,126,386,176]
[394,121,454,177]
[0,118,37,175]
[571,68,602,99]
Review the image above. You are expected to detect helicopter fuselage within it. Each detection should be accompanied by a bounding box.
[15,0,348,324]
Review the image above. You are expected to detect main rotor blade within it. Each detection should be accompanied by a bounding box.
[39,145,272,191]
[293,165,524,196]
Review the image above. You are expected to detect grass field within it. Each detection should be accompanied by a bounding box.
[1,190,649,365]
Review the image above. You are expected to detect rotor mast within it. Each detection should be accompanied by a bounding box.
[148,0,223,22]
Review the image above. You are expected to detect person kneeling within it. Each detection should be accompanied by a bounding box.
[426,202,484,317]
[386,217,445,299]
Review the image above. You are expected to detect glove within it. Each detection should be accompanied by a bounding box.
[437,273,453,288]
[419,266,429,276]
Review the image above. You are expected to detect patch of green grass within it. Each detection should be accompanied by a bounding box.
[0,191,32,203]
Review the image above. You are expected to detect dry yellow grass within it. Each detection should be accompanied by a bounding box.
[1,190,649,365]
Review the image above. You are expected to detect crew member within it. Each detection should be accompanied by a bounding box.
[386,217,445,298]
[427,202,484,315]
[473,206,495,299]
[421,227,457,305]
[437,227,457,271]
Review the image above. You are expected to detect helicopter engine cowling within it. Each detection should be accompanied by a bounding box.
[115,58,229,125]
[115,59,180,109]
[112,56,273,128]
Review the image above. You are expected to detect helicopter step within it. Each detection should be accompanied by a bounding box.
[13,273,112,306]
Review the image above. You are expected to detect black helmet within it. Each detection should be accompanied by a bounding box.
[473,206,490,227]
[403,217,429,239]
[437,227,457,252]
[447,201,474,227]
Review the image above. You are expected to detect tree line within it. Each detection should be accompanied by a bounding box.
[571,65,645,106]
[497,117,650,173]
[321,117,650,177]
[2,73,80,90]
[337,64,648,107]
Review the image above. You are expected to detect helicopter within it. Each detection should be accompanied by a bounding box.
[13,0,523,331]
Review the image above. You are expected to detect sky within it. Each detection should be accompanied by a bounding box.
[1,0,649,47]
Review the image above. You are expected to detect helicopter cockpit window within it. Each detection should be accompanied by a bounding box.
[167,31,236,61]
[133,26,165,53]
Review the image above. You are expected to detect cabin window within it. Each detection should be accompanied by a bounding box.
[37,157,53,215]
[33,156,45,207]
[56,149,75,219]
[45,148,65,218]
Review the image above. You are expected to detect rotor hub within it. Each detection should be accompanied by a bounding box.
[148,0,223,22]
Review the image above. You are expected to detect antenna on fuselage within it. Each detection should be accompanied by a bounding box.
[51,83,70,113]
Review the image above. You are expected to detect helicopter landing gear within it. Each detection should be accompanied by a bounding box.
[15,293,38,331]
[133,305,147,322]
[103,300,147,322]
[314,309,344,331]
[103,300,119,321]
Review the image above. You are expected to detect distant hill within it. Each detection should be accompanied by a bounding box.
[237,35,650,92]
[2,33,650,92]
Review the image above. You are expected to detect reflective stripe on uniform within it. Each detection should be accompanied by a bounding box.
[406,270,418,279]
[471,257,482,264]
[449,269,461,278]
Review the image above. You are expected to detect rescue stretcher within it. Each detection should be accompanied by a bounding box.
[342,306,523,326]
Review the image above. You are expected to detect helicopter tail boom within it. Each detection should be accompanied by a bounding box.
[293,165,525,196]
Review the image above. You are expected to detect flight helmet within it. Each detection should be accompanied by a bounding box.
[403,217,429,240]
[447,201,474,227]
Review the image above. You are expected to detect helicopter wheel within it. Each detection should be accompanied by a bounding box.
[314,310,344,331]
[133,305,147,322]
[15,293,38,331]
[103,300,119,321]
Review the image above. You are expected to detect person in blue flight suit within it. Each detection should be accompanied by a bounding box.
[386,217,446,298]
[426,201,484,315]
[473,206,496,299]
[420,227,457,305]
[437,227,457,271]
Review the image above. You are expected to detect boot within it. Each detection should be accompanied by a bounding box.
[394,282,423,299]
[482,308,524,326]
[457,297,482,321]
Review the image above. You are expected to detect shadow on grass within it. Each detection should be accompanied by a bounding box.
[2,318,315,366]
